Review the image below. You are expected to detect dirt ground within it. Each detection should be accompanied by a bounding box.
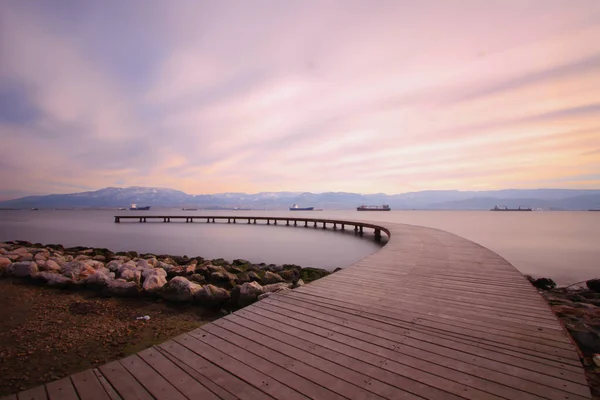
[0,278,221,396]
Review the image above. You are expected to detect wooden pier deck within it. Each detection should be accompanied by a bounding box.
[5,217,591,400]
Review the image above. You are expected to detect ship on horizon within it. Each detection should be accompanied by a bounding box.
[289,204,314,211]
[357,205,391,211]
[490,205,532,211]
[129,203,151,211]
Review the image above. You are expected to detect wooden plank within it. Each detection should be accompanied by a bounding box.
[256,299,590,399]
[214,316,423,400]
[271,293,588,385]
[118,355,187,400]
[136,347,220,400]
[174,333,308,400]
[158,339,270,400]
[16,385,47,400]
[98,361,153,400]
[284,291,583,370]
[189,327,355,400]
[246,305,548,400]
[232,310,469,400]
[288,289,579,360]
[46,378,78,400]
[91,370,121,400]
[70,370,111,400]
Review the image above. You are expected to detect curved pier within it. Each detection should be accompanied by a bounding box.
[7,218,591,400]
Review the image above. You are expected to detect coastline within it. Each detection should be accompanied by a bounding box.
[0,240,332,395]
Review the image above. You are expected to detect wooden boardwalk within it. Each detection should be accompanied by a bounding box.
[5,218,591,400]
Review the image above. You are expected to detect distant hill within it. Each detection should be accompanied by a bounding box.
[1,187,599,210]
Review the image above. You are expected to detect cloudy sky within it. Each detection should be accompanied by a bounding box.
[1,0,599,199]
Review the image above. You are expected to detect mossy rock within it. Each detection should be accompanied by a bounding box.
[211,258,229,267]
[300,267,331,283]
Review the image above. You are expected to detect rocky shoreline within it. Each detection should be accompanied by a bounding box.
[0,240,332,310]
[527,276,600,398]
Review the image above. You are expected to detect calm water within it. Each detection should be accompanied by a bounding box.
[0,209,598,285]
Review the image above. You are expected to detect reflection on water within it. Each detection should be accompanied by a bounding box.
[0,209,598,285]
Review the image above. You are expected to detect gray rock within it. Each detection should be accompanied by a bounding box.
[262,271,285,285]
[120,268,142,284]
[247,271,261,282]
[141,267,167,281]
[136,259,150,269]
[234,281,264,307]
[143,274,167,294]
[263,282,292,293]
[32,272,72,288]
[145,257,158,266]
[40,259,62,273]
[194,284,230,307]
[49,255,66,266]
[207,264,227,275]
[8,261,39,278]
[61,261,95,280]
[293,279,305,288]
[84,260,105,270]
[106,260,122,272]
[210,271,238,282]
[159,276,202,302]
[82,271,113,289]
[104,280,139,297]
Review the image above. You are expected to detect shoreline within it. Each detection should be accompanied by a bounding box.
[0,240,334,396]
[1,240,598,397]
[0,240,333,310]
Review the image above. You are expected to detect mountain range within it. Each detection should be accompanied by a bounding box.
[1,187,600,210]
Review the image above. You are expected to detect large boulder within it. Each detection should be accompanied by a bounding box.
[262,271,285,285]
[210,271,238,283]
[8,261,39,278]
[159,276,202,302]
[32,272,72,288]
[194,284,230,307]
[40,259,62,273]
[143,274,167,294]
[206,264,227,275]
[166,264,196,278]
[82,271,113,290]
[84,260,105,270]
[49,255,66,266]
[247,271,261,282]
[120,269,141,284]
[141,267,167,281]
[136,259,150,269]
[106,260,122,272]
[61,261,96,280]
[586,279,600,293]
[232,282,264,307]
[104,280,139,297]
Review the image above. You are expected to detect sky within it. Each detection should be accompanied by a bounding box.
[1,0,600,199]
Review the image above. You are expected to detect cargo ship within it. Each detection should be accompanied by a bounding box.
[357,205,391,211]
[130,203,151,211]
[290,204,314,211]
[490,205,532,211]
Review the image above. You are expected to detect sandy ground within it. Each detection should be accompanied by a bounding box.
[0,278,221,396]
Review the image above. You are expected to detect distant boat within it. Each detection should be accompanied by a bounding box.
[182,208,198,211]
[290,204,314,211]
[118,207,126,210]
[490,205,532,211]
[589,209,600,211]
[30,208,39,211]
[129,203,150,211]
[357,205,391,211]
